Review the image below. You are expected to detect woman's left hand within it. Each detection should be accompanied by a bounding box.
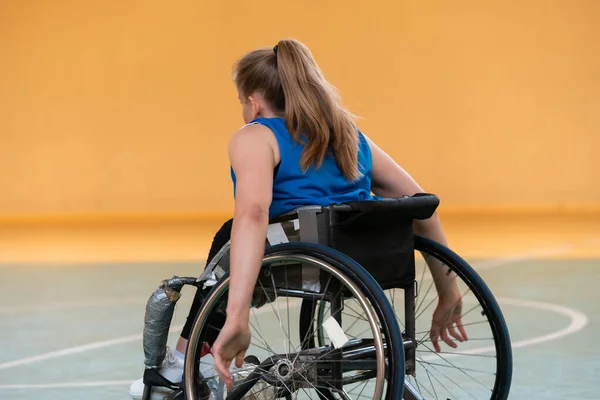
[430,288,468,352]
[212,316,251,388]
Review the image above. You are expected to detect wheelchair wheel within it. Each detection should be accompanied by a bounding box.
[309,236,512,400]
[183,242,405,400]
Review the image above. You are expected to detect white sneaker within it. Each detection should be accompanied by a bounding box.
[129,347,184,400]
[130,348,276,400]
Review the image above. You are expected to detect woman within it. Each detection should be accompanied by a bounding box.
[129,38,466,399]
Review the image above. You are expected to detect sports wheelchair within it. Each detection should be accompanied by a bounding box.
[141,193,512,400]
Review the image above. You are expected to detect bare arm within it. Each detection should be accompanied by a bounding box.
[226,124,277,321]
[212,124,279,385]
[366,135,458,297]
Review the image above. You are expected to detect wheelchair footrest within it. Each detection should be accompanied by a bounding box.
[143,368,183,391]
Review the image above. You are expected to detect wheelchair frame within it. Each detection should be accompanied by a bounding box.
[141,193,513,399]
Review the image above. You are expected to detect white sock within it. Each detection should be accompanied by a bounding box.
[173,349,185,361]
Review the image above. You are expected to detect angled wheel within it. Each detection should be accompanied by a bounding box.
[184,242,405,400]
[307,237,513,399]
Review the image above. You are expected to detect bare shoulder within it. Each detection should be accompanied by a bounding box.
[360,132,385,158]
[360,132,424,197]
[230,122,269,141]
[228,122,280,164]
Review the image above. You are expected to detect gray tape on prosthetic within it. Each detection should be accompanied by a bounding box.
[143,276,185,369]
[199,240,231,285]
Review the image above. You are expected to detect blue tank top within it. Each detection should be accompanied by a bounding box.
[230,117,377,218]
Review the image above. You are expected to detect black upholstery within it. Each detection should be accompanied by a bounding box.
[263,193,439,292]
[318,193,439,289]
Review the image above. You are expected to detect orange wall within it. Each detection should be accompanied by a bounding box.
[1,0,599,218]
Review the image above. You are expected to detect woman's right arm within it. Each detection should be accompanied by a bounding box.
[365,136,459,298]
[366,135,467,350]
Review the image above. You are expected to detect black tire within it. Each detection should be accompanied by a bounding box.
[413,236,513,400]
[283,243,406,400]
[303,236,513,400]
[184,242,406,400]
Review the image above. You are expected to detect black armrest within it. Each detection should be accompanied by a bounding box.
[328,193,440,225]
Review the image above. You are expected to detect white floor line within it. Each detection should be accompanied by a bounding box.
[0,297,149,315]
[469,244,574,271]
[1,242,576,316]
[0,297,589,390]
[498,297,589,349]
[0,380,134,389]
[413,243,575,285]
[0,324,178,371]
[0,241,583,390]
[419,296,589,361]
[0,297,302,372]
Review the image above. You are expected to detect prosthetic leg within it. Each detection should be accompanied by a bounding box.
[140,276,200,400]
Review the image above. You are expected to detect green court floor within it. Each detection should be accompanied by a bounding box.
[0,256,598,399]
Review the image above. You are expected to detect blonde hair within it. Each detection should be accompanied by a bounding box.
[233,39,361,181]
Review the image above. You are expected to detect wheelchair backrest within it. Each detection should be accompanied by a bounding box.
[270,193,440,289]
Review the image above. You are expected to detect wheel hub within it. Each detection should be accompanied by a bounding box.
[273,359,294,382]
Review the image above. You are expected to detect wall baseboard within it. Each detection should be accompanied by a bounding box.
[1,204,599,226]
[436,204,600,217]
[0,212,232,226]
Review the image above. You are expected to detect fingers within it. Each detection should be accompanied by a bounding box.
[432,319,469,352]
[213,350,234,388]
[235,350,246,369]
[432,317,457,352]
[430,324,441,353]
[456,317,469,341]
[440,327,458,349]
[447,323,464,343]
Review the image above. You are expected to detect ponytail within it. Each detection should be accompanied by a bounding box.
[234,39,361,181]
[276,40,361,181]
